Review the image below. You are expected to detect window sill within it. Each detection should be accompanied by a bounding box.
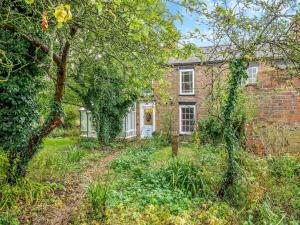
[179,94,195,96]
[243,83,258,88]
[179,132,193,136]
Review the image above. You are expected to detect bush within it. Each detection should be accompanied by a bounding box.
[197,117,224,145]
[196,115,246,146]
[267,154,300,179]
[63,104,79,129]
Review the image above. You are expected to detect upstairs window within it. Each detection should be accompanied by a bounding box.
[180,69,194,95]
[242,67,258,84]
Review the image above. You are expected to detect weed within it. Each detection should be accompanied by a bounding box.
[87,181,109,221]
[66,147,87,163]
[0,179,59,210]
[162,159,205,196]
[78,137,99,150]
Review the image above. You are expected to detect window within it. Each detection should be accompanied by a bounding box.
[179,105,196,134]
[122,104,136,138]
[180,69,194,95]
[242,67,258,84]
[79,108,97,138]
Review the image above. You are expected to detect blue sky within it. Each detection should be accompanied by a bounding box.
[166,0,300,47]
[166,1,214,47]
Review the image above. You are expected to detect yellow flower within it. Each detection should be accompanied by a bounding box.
[54,4,72,28]
[25,0,34,4]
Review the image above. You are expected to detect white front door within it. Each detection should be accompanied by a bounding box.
[140,102,155,138]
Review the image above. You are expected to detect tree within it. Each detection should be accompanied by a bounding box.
[178,0,299,197]
[0,0,196,183]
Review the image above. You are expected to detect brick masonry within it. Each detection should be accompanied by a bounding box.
[149,62,300,154]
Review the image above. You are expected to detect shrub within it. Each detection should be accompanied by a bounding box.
[267,154,300,179]
[63,104,79,129]
[197,117,224,145]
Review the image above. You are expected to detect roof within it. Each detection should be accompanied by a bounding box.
[168,44,283,66]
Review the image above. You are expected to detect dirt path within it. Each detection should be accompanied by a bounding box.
[21,150,119,225]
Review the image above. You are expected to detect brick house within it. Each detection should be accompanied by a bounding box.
[80,52,300,153]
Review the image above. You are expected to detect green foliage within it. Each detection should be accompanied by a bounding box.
[158,159,205,197]
[110,144,156,173]
[218,57,249,198]
[160,111,173,144]
[0,179,58,210]
[268,154,300,179]
[87,181,109,221]
[77,137,100,150]
[0,28,45,181]
[27,138,92,181]
[0,149,9,184]
[66,147,87,163]
[81,58,138,145]
[197,117,224,145]
[0,212,20,225]
[49,128,80,138]
[63,104,79,129]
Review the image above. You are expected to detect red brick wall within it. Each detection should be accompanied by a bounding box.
[245,64,300,153]
[155,62,300,154]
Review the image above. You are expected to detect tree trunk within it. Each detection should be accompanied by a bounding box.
[6,27,77,184]
[218,58,247,198]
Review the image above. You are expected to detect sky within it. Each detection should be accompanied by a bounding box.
[166,0,300,47]
[166,0,219,47]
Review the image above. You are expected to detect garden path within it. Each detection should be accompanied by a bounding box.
[20,150,119,225]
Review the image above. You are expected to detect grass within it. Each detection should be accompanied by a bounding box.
[71,140,300,225]
[0,137,106,224]
[27,138,104,181]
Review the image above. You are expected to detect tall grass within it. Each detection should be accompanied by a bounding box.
[87,181,109,221]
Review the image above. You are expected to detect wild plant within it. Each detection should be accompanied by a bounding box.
[87,181,110,221]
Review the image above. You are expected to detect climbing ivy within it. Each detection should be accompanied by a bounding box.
[0,30,45,182]
[81,59,138,145]
[218,57,249,198]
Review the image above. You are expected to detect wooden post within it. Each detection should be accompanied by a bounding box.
[172,134,179,157]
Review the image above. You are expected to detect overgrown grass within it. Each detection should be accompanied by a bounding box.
[27,138,104,181]
[74,141,300,225]
[0,137,106,224]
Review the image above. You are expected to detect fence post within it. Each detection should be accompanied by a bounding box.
[172,134,179,157]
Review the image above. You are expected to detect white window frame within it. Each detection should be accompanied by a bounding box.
[122,104,136,138]
[180,69,194,95]
[242,67,258,85]
[179,105,196,135]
